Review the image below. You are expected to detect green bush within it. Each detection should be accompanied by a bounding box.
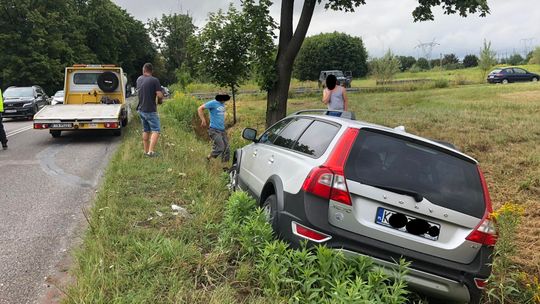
[162,93,200,131]
[432,78,449,88]
[219,191,411,303]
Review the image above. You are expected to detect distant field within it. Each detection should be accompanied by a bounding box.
[226,81,540,274]
[182,64,540,92]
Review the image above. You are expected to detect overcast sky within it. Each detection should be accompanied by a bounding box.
[112,0,540,59]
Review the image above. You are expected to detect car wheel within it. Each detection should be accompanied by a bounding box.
[262,194,279,232]
[228,164,239,191]
[121,116,128,127]
[502,79,509,84]
[50,130,61,138]
[532,77,539,82]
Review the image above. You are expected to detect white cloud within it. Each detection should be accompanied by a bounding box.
[113,0,540,58]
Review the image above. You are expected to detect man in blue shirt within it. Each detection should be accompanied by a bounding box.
[197,94,230,163]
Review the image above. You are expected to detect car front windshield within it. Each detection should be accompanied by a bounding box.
[3,87,34,98]
[331,71,344,77]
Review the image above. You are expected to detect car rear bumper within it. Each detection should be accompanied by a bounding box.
[277,191,492,303]
[2,107,34,117]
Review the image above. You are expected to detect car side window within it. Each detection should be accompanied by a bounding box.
[504,69,514,74]
[273,118,312,149]
[293,120,340,157]
[259,118,292,144]
[513,68,526,74]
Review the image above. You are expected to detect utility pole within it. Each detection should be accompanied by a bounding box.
[520,38,535,58]
[415,39,440,69]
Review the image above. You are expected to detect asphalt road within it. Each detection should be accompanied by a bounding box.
[0,118,123,303]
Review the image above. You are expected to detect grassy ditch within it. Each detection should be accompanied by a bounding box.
[65,94,411,303]
[66,82,539,303]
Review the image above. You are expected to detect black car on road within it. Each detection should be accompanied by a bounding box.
[1,86,49,119]
[487,67,539,84]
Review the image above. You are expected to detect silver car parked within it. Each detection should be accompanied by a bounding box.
[230,109,496,304]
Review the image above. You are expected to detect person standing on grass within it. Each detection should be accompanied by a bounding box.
[322,74,348,113]
[197,94,230,163]
[137,63,164,157]
[0,89,7,150]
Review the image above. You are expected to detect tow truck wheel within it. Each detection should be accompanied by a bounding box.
[121,116,128,127]
[50,130,61,138]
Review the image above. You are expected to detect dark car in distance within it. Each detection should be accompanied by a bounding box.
[487,67,539,84]
[2,86,49,119]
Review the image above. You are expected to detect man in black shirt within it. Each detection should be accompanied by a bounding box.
[136,63,164,157]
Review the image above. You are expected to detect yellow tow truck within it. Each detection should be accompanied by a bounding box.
[33,64,129,137]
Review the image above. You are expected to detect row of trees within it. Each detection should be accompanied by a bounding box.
[1,0,493,126]
[394,49,538,74]
[0,0,155,94]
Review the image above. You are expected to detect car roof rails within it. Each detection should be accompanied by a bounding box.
[291,109,356,120]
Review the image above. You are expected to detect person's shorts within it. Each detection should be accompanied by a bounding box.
[138,111,161,132]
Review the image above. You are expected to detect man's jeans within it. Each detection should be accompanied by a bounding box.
[208,128,230,162]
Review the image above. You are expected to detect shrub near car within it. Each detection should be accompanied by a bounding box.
[487,67,539,84]
[1,86,49,119]
[230,110,496,304]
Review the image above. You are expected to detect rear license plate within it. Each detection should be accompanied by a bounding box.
[50,123,73,128]
[375,207,440,241]
[489,75,494,78]
[4,109,17,113]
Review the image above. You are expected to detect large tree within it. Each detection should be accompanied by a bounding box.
[198,5,251,124]
[264,0,489,126]
[293,32,368,81]
[148,13,196,85]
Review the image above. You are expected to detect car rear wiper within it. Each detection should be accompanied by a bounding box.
[363,182,424,202]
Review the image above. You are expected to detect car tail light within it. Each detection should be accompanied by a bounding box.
[34,123,49,129]
[302,128,358,206]
[474,278,488,289]
[104,122,119,128]
[466,167,497,246]
[291,221,332,242]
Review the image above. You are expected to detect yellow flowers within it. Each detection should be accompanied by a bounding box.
[490,202,524,220]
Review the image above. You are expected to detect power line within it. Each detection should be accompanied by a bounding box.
[415,39,440,67]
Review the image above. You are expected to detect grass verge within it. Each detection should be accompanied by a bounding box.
[65,94,411,303]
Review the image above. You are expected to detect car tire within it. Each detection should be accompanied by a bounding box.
[502,79,509,84]
[228,163,239,191]
[262,194,279,233]
[121,116,128,127]
[532,77,539,82]
[50,130,61,138]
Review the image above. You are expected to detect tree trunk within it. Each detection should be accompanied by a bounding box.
[231,85,237,125]
[264,0,316,128]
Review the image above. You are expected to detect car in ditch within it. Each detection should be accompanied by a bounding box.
[229,109,496,304]
[1,86,49,119]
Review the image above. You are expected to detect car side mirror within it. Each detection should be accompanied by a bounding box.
[242,128,258,142]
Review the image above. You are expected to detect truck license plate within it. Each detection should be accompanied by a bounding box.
[50,123,73,128]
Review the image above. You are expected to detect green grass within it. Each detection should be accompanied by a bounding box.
[66,79,540,303]
[181,64,540,93]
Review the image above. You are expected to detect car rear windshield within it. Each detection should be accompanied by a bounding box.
[490,69,502,74]
[345,129,485,218]
[3,87,34,98]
